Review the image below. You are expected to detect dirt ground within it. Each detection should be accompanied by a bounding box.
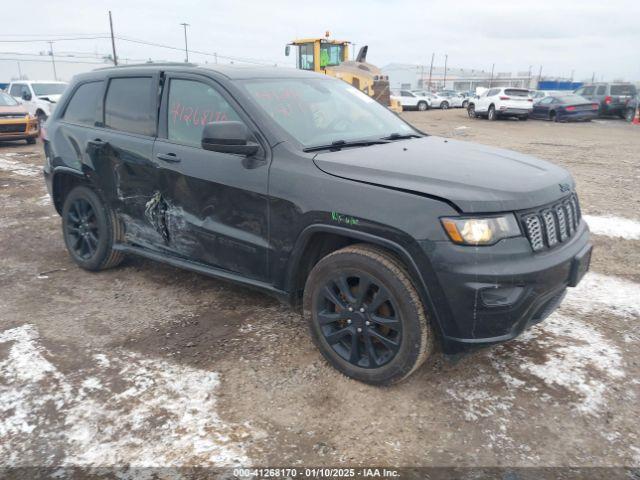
[1,110,639,473]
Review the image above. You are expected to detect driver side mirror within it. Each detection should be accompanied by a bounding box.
[285,45,291,57]
[22,91,32,101]
[201,121,260,156]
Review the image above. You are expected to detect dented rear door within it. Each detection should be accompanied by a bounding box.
[152,73,270,280]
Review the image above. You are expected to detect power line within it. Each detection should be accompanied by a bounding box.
[0,36,111,43]
[0,57,105,65]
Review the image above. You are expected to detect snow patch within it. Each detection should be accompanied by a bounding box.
[0,156,41,177]
[0,324,257,468]
[563,272,640,319]
[583,214,640,240]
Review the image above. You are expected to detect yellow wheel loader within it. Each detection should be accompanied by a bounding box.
[285,33,402,113]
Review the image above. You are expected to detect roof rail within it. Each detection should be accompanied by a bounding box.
[94,62,198,71]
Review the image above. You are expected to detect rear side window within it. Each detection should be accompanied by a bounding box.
[167,78,242,148]
[104,77,155,136]
[63,81,102,126]
[610,84,636,95]
[582,86,595,95]
[596,86,606,95]
[487,89,499,96]
[504,89,529,97]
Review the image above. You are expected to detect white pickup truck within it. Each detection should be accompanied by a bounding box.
[467,87,533,120]
[7,80,68,125]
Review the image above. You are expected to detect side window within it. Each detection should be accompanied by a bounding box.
[104,77,155,136]
[63,81,102,126]
[582,86,595,95]
[9,84,23,97]
[596,85,606,95]
[539,97,554,105]
[167,78,242,148]
[487,89,498,97]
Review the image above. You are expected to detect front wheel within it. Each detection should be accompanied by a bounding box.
[440,101,449,110]
[467,104,477,118]
[487,105,497,121]
[62,185,125,271]
[304,244,434,385]
[417,101,428,112]
[36,111,47,128]
[462,100,469,109]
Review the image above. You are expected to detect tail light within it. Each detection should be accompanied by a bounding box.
[565,106,576,112]
[592,104,598,110]
[605,96,612,105]
[499,96,510,100]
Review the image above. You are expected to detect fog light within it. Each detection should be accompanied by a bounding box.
[480,286,524,307]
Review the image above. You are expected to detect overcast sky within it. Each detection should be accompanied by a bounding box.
[1,0,639,83]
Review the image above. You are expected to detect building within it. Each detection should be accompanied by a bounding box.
[382,63,537,92]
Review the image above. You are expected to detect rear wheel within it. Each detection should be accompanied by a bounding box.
[550,111,558,122]
[467,104,477,118]
[304,244,434,385]
[62,185,124,271]
[519,115,528,121]
[440,101,449,110]
[487,105,497,121]
[462,100,469,109]
[626,108,635,122]
[417,101,428,111]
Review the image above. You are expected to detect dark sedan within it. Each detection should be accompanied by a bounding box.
[530,94,599,122]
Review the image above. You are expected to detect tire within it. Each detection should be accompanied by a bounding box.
[440,101,449,110]
[462,100,468,109]
[550,111,558,122]
[417,101,428,112]
[519,115,528,121]
[26,137,36,144]
[36,111,47,128]
[487,105,497,121]
[303,244,435,385]
[62,185,125,271]
[467,104,477,118]
[625,108,635,122]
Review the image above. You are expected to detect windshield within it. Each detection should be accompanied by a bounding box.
[32,83,67,96]
[241,78,418,148]
[0,92,19,106]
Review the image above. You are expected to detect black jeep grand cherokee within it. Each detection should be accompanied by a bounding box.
[43,64,592,384]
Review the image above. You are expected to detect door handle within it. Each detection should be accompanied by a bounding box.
[156,152,181,163]
[88,138,107,148]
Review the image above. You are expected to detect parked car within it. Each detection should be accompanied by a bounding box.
[530,90,564,104]
[459,91,475,109]
[573,83,637,118]
[0,91,39,144]
[436,91,465,108]
[530,94,599,122]
[391,89,430,111]
[467,87,533,120]
[44,64,591,385]
[624,95,638,122]
[7,80,68,125]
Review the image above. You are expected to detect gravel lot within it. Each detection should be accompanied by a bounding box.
[1,110,639,473]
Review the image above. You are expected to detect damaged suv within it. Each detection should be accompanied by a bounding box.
[43,64,592,385]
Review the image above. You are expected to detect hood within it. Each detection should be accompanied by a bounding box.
[37,94,61,103]
[312,136,574,213]
[0,104,28,116]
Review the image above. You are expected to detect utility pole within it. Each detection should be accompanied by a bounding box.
[591,72,595,83]
[537,65,543,87]
[570,69,574,82]
[17,61,22,79]
[443,54,448,89]
[420,63,424,89]
[428,52,434,91]
[48,41,57,80]
[109,11,118,66]
[214,52,218,64]
[352,43,356,61]
[527,65,532,89]
[180,22,189,62]
[489,63,495,87]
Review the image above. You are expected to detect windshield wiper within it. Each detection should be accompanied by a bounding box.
[381,133,422,140]
[303,139,390,153]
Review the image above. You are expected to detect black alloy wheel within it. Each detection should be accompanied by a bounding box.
[66,198,100,260]
[304,244,434,385]
[62,185,124,271]
[317,271,402,369]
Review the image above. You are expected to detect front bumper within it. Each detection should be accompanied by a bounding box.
[0,116,39,141]
[423,221,591,353]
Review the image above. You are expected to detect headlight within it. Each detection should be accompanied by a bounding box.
[441,214,521,245]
